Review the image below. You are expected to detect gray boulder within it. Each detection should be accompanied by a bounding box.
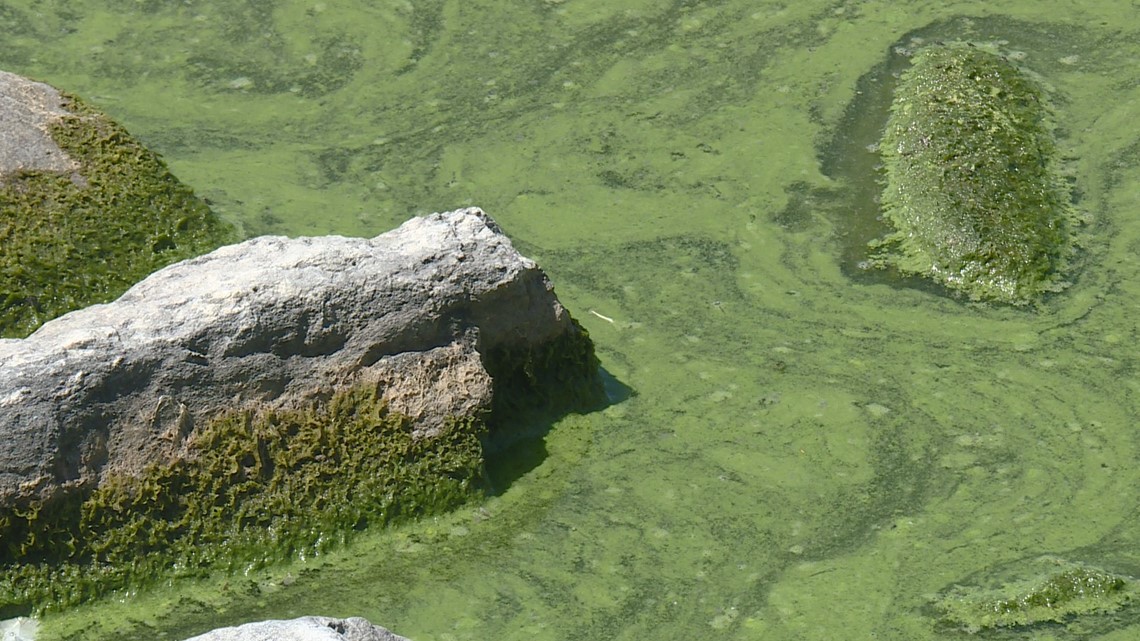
[182,616,411,641]
[0,206,588,501]
[0,207,604,611]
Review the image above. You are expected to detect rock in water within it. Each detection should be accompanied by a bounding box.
[182,616,411,641]
[0,207,605,613]
[871,44,1077,304]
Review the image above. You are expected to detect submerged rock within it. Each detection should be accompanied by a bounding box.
[0,207,605,613]
[931,556,1138,632]
[0,69,234,338]
[869,43,1077,304]
[182,616,410,641]
[0,616,36,641]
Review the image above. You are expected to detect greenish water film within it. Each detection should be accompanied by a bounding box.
[3,1,1140,639]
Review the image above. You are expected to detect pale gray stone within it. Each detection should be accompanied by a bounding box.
[0,616,38,641]
[0,69,79,176]
[0,207,591,505]
[182,616,411,641]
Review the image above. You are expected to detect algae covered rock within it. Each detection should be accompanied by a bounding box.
[870,44,1077,304]
[0,208,606,614]
[932,556,1138,632]
[0,69,234,338]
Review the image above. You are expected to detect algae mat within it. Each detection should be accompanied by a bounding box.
[3,0,1140,639]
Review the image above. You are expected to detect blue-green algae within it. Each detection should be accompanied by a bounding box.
[3,2,1140,641]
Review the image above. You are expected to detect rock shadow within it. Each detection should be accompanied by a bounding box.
[482,365,632,496]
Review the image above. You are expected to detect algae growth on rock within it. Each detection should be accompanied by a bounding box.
[0,90,235,338]
[0,382,486,617]
[931,556,1138,633]
[869,43,1078,305]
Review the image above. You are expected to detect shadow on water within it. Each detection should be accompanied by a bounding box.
[483,366,633,496]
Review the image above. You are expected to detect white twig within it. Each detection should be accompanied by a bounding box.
[588,309,615,323]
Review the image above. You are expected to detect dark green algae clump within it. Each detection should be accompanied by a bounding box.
[869,43,1079,305]
[0,93,235,338]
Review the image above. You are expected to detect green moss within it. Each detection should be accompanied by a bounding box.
[0,381,486,615]
[870,44,1077,305]
[0,93,235,338]
[933,558,1137,632]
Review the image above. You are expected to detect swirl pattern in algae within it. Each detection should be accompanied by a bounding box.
[3,3,1140,641]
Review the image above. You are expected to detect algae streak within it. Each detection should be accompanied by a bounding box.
[0,94,234,338]
[872,44,1076,305]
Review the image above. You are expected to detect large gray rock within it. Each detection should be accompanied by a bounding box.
[182,616,411,641]
[0,205,599,509]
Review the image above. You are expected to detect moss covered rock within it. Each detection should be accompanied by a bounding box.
[0,69,235,338]
[870,44,1078,304]
[0,208,605,615]
[0,382,486,615]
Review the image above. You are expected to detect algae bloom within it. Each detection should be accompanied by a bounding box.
[871,43,1077,304]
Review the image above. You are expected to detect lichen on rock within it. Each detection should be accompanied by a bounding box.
[869,43,1079,304]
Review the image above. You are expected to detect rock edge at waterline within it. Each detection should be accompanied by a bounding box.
[181,616,411,641]
[0,207,606,614]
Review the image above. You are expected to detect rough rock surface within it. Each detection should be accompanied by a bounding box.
[0,70,79,176]
[0,206,594,505]
[182,616,411,641]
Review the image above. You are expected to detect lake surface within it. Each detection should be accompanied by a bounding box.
[4,0,1140,639]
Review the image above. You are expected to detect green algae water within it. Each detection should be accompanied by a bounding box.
[3,1,1140,639]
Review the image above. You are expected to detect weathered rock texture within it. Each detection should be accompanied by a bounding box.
[0,207,604,613]
[0,70,78,175]
[183,616,411,641]
[1,69,233,338]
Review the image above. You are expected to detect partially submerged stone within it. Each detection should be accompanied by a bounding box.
[0,69,234,338]
[182,616,410,641]
[0,208,605,614]
[932,556,1138,632]
[870,44,1077,304]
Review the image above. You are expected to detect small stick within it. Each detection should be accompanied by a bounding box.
[588,309,615,323]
